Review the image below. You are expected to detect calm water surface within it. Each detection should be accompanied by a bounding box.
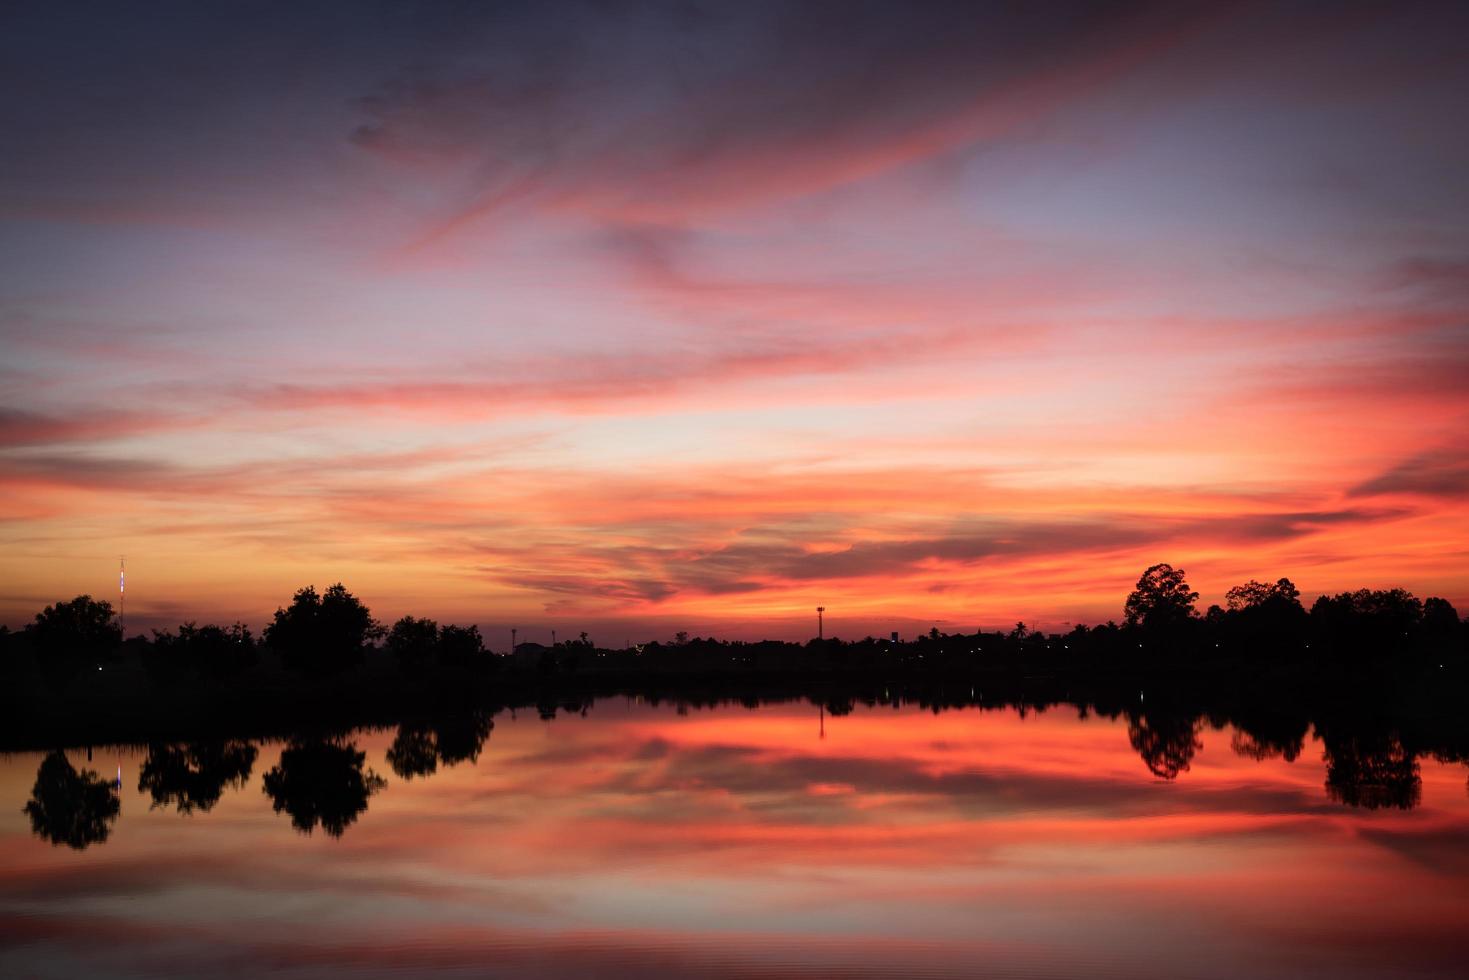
[3,700,1468,978]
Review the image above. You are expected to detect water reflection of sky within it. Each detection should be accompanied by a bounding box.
[3,701,1468,978]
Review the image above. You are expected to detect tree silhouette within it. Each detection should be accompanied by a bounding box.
[1311,589,1424,659]
[146,622,256,685]
[1421,597,1460,650]
[1220,577,1308,651]
[437,624,486,667]
[138,740,258,814]
[262,738,385,836]
[264,584,382,675]
[29,595,121,685]
[24,750,121,849]
[1225,577,1301,612]
[1124,564,1199,630]
[386,615,438,669]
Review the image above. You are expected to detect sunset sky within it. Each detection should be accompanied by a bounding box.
[2,1,1467,642]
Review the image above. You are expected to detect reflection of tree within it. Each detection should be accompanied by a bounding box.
[386,712,493,779]
[1323,733,1421,810]
[1443,753,1469,802]
[435,712,492,766]
[824,697,855,717]
[1231,731,1302,762]
[138,741,258,814]
[262,739,385,837]
[1229,715,1309,763]
[1127,712,1202,779]
[24,750,120,849]
[386,724,439,779]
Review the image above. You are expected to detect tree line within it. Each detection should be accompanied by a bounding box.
[2,563,1465,690]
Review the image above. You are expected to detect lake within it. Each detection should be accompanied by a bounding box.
[3,697,1468,978]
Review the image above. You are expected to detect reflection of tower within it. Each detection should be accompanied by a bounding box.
[119,556,126,638]
[819,702,825,740]
[817,606,825,640]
